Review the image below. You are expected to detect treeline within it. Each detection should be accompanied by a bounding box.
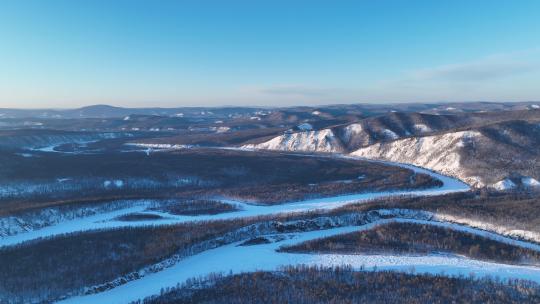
[134,265,540,304]
[115,213,165,221]
[281,222,540,265]
[218,172,440,205]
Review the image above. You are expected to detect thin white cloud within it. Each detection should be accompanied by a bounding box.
[243,49,540,105]
[410,58,537,82]
[356,49,540,103]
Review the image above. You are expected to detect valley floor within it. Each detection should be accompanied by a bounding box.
[4,152,540,304]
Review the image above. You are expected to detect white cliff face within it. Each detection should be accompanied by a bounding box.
[244,129,344,153]
[351,131,485,187]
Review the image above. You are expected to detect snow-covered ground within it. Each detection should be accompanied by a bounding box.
[5,151,540,304]
[58,219,540,304]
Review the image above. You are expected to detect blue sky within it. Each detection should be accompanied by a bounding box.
[0,0,539,108]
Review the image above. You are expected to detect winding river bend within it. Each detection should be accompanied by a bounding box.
[7,155,539,304]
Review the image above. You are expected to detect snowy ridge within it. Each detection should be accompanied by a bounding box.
[351,131,484,187]
[243,129,344,153]
[241,112,471,153]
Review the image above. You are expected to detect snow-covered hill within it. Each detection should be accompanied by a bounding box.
[352,120,540,188]
[246,110,540,188]
[245,112,473,153]
[243,129,344,153]
[351,130,484,186]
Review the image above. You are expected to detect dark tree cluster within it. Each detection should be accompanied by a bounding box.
[115,213,165,221]
[134,266,540,304]
[154,199,240,216]
[218,172,440,205]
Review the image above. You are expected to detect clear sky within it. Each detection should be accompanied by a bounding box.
[1,0,539,108]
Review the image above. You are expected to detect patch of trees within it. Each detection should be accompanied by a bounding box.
[115,213,165,221]
[153,199,240,216]
[217,172,440,205]
[238,236,272,246]
[134,265,540,304]
[281,222,540,265]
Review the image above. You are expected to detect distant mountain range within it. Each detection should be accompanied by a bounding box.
[1,102,540,119]
[0,104,265,119]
